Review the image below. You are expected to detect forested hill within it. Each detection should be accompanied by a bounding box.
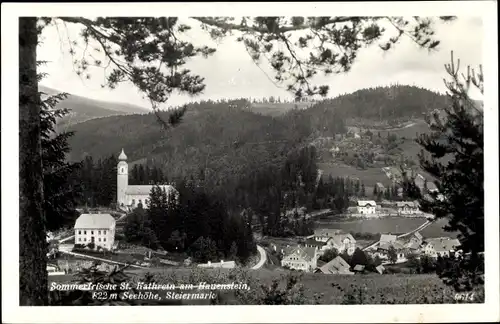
[67,99,311,181]
[39,85,149,129]
[66,85,449,179]
[296,85,451,136]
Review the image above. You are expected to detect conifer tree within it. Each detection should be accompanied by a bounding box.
[405,52,484,291]
[40,89,82,231]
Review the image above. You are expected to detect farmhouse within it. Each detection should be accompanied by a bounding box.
[325,232,357,255]
[74,213,116,250]
[423,237,461,258]
[356,200,377,214]
[373,234,408,263]
[314,256,353,275]
[310,228,343,242]
[396,201,421,215]
[404,232,424,251]
[281,246,318,272]
[309,229,356,255]
[303,238,327,252]
[117,149,178,210]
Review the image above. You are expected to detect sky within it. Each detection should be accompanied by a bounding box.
[37,16,483,109]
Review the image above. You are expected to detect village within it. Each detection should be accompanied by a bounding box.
[46,193,460,279]
[44,149,459,278]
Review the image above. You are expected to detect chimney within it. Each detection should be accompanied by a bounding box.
[208,261,211,266]
[221,260,224,264]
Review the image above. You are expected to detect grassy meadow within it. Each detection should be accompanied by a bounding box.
[49,267,483,305]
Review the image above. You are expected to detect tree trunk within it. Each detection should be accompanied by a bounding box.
[19,17,48,305]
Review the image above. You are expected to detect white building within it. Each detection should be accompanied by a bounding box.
[74,213,116,250]
[357,200,377,214]
[281,246,318,272]
[117,149,178,209]
[396,201,421,215]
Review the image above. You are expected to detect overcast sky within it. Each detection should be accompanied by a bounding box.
[37,16,483,109]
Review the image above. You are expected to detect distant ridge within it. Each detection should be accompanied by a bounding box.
[39,85,149,129]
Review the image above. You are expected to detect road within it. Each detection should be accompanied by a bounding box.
[251,245,267,270]
[59,235,75,243]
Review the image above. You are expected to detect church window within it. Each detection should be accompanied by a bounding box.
[103,238,106,242]
[103,230,107,235]
[78,230,81,235]
[98,230,101,235]
[98,238,101,242]
[84,231,87,235]
[91,231,94,235]
[132,199,135,206]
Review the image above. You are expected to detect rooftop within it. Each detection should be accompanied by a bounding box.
[357,200,377,207]
[283,246,316,261]
[318,256,351,274]
[313,228,343,237]
[426,237,461,252]
[74,213,115,229]
[118,148,127,161]
[396,201,419,208]
[380,234,398,244]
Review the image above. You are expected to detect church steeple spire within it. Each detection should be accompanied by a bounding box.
[118,148,127,161]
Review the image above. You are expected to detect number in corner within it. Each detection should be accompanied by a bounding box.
[454,292,476,302]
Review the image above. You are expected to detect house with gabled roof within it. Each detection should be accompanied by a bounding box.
[310,228,343,242]
[314,256,353,275]
[396,201,421,215]
[423,237,461,258]
[281,246,318,272]
[373,234,409,263]
[74,213,116,250]
[356,200,377,214]
[325,232,357,255]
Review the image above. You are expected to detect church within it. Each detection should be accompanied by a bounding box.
[117,149,178,209]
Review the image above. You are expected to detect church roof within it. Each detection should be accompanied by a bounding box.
[125,184,177,196]
[74,213,115,229]
[118,149,127,161]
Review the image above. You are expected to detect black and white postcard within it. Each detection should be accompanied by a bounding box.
[2,1,499,323]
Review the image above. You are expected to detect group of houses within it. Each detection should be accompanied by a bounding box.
[365,232,461,264]
[355,199,422,216]
[274,229,357,274]
[274,226,461,274]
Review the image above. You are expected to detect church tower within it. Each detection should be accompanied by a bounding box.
[117,148,128,207]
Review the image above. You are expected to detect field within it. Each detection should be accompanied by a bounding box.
[420,218,459,238]
[48,267,483,304]
[314,216,458,239]
[368,119,431,139]
[318,163,392,187]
